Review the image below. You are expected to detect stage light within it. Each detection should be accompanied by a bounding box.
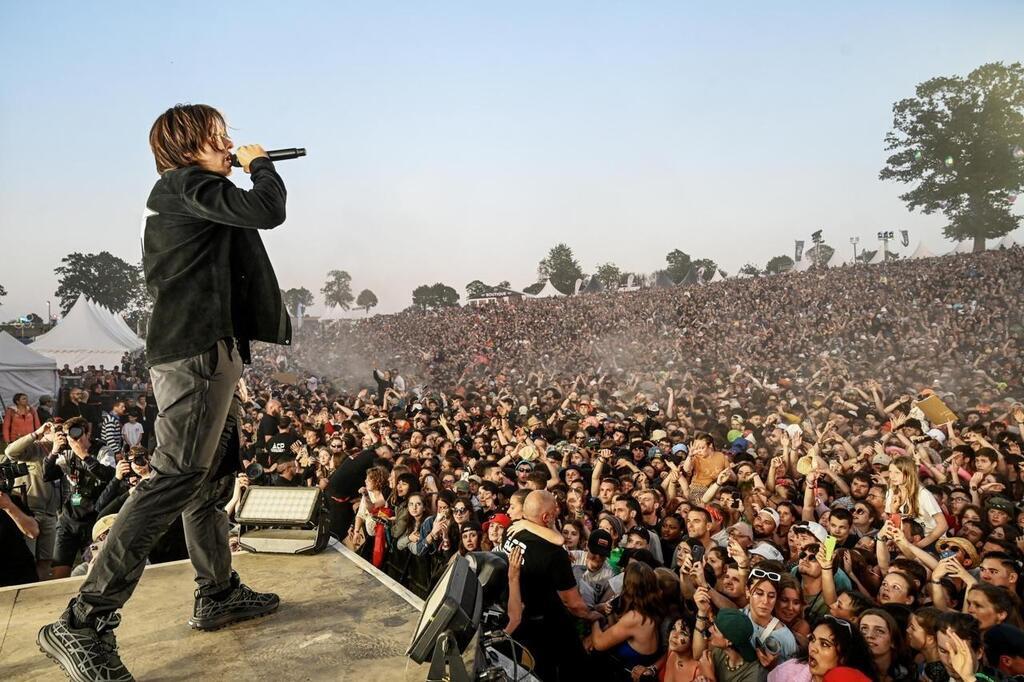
[235,486,330,554]
[407,556,482,682]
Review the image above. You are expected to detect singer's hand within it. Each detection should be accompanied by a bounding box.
[235,144,269,174]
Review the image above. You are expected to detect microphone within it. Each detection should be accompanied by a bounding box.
[230,147,307,167]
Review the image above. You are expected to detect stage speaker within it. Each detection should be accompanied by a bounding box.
[236,486,330,554]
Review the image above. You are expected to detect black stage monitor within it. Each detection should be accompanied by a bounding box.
[407,555,483,665]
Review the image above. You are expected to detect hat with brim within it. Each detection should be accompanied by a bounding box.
[92,514,118,542]
[796,454,815,476]
[986,496,1014,514]
[936,537,980,567]
[714,609,757,662]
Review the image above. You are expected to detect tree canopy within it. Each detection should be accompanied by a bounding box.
[692,258,718,283]
[321,270,354,310]
[537,243,584,295]
[594,263,622,288]
[356,289,378,313]
[880,61,1024,251]
[664,249,692,283]
[54,251,143,314]
[738,264,760,277]
[412,283,459,310]
[765,255,794,274]
[282,287,314,316]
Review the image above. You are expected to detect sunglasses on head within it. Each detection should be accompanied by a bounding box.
[750,568,781,582]
[822,614,853,633]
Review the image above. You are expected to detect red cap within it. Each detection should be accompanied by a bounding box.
[482,513,512,533]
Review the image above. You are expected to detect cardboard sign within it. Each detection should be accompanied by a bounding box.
[271,372,299,385]
[915,394,957,426]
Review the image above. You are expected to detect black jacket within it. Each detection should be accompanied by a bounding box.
[143,157,292,366]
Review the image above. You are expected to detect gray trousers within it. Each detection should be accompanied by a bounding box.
[75,339,242,622]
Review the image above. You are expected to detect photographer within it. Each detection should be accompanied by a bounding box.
[4,420,63,579]
[0,485,39,586]
[45,416,115,579]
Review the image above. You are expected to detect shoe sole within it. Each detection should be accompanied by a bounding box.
[187,601,280,632]
[37,625,135,682]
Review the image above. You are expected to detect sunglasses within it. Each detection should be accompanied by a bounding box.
[453,507,469,514]
[750,568,781,582]
[822,614,854,633]
[853,508,868,515]
[801,544,821,560]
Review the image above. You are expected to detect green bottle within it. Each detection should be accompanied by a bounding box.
[608,547,624,570]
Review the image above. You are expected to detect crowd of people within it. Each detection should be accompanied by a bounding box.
[3,246,1024,682]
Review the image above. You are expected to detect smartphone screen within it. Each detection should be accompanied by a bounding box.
[823,536,837,562]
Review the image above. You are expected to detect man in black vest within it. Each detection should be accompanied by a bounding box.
[39,104,293,682]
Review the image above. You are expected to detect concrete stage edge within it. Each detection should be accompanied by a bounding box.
[0,542,430,681]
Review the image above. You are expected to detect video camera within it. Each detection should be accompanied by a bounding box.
[0,460,30,494]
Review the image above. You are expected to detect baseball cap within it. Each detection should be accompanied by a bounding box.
[728,522,753,540]
[588,528,613,557]
[672,443,689,455]
[987,496,1014,513]
[749,542,784,563]
[757,508,781,527]
[92,514,118,542]
[651,429,668,442]
[871,453,892,467]
[482,513,512,534]
[454,480,470,493]
[794,521,828,543]
[714,609,757,662]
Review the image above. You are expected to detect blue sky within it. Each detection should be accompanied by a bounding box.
[1,1,1021,318]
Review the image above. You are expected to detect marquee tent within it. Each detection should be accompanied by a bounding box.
[997,234,1019,249]
[908,242,937,260]
[31,294,144,370]
[529,280,566,298]
[0,331,59,407]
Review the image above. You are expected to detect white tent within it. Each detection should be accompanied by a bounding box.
[825,251,852,267]
[31,294,144,370]
[708,269,725,283]
[867,248,898,264]
[0,331,59,406]
[997,234,1019,249]
[530,280,566,298]
[908,241,937,260]
[792,258,812,272]
[87,299,144,349]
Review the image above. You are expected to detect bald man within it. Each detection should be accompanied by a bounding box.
[503,491,599,681]
[256,399,282,448]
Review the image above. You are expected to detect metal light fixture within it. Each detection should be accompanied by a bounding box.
[235,486,330,554]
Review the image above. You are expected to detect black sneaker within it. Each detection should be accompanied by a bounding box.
[37,600,134,682]
[187,578,279,631]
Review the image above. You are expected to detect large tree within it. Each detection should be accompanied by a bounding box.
[55,251,143,314]
[738,263,760,277]
[321,270,354,310]
[465,280,489,298]
[765,255,794,274]
[537,243,583,295]
[355,289,378,314]
[880,62,1024,252]
[281,287,314,316]
[412,283,459,310]
[664,249,692,283]
[691,258,718,282]
[594,263,622,288]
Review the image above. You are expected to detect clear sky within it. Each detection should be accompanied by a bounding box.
[1,1,1021,319]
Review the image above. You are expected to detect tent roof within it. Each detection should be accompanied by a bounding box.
[708,269,725,283]
[0,331,57,371]
[909,241,937,259]
[793,257,812,272]
[31,294,143,368]
[531,280,566,298]
[948,240,980,255]
[867,248,898,264]
[653,271,675,288]
[998,234,1019,249]
[677,268,698,286]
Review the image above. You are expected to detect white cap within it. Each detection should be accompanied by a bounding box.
[757,508,781,527]
[749,542,784,563]
[796,521,829,543]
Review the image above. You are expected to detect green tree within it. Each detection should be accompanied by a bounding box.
[281,287,314,316]
[537,243,583,295]
[321,270,354,310]
[412,283,459,310]
[465,280,489,298]
[355,289,378,314]
[664,249,692,283]
[880,62,1024,252]
[738,263,760,277]
[55,251,143,314]
[594,263,622,288]
[765,255,794,274]
[522,281,545,295]
[496,280,510,289]
[691,258,718,282]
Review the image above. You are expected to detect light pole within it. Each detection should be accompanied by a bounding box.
[877,231,894,261]
[850,237,859,262]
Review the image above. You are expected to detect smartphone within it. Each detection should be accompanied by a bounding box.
[691,544,705,563]
[888,513,902,528]
[939,549,957,560]
[823,536,837,562]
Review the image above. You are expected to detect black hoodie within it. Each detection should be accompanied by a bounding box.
[142,157,292,365]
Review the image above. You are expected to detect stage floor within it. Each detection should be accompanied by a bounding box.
[0,543,427,681]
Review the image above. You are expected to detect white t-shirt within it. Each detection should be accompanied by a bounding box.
[122,422,144,448]
[886,487,943,533]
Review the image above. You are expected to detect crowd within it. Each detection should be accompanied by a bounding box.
[3,246,1024,682]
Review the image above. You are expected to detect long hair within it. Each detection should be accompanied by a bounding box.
[859,608,912,674]
[148,104,227,174]
[619,562,663,626]
[969,583,1024,629]
[892,456,921,519]
[806,617,878,681]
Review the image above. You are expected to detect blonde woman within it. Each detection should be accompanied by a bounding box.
[884,455,947,548]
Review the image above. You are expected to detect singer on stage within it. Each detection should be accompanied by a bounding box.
[39,104,292,682]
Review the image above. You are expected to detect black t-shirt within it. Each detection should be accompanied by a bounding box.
[0,495,39,587]
[327,450,376,499]
[257,415,278,449]
[264,432,300,466]
[502,529,576,624]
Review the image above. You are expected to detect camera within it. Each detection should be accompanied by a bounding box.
[131,453,150,467]
[0,460,30,494]
[245,462,267,484]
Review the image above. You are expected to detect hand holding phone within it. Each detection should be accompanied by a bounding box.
[823,536,837,563]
